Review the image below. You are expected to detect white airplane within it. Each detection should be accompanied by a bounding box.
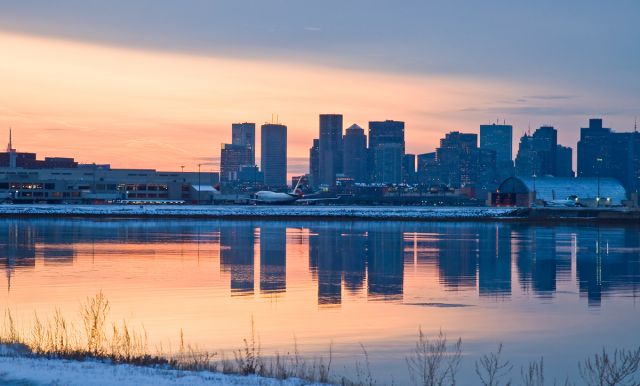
[251,178,337,205]
[544,199,578,207]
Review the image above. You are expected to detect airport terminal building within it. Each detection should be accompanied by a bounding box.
[0,147,219,204]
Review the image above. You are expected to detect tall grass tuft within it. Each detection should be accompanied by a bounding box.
[475,343,513,386]
[406,328,462,386]
[1,309,20,345]
[81,290,109,356]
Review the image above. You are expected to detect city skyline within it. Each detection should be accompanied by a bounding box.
[1,1,639,175]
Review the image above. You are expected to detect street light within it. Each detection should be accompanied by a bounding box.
[197,163,202,205]
[532,173,537,207]
[596,157,603,208]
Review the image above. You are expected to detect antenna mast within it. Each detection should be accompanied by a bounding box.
[7,127,13,152]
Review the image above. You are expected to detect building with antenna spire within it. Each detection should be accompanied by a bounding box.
[1,130,77,169]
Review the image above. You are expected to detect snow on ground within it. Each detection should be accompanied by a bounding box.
[0,204,517,219]
[0,353,323,386]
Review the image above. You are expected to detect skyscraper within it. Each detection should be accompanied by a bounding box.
[309,139,320,189]
[373,143,403,184]
[480,123,512,163]
[220,143,253,182]
[417,152,437,185]
[342,124,367,183]
[515,126,558,177]
[318,114,343,186]
[261,123,287,187]
[577,118,640,193]
[555,145,574,178]
[402,154,416,184]
[369,120,405,183]
[436,132,478,187]
[231,122,256,165]
[480,123,513,181]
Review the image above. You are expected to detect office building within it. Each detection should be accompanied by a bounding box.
[237,165,263,185]
[427,131,498,194]
[515,126,558,177]
[402,154,416,184]
[261,123,287,187]
[417,152,437,185]
[342,124,367,183]
[555,145,574,178]
[231,123,256,165]
[436,132,478,187]
[480,123,512,162]
[480,123,514,180]
[220,143,252,182]
[373,143,403,184]
[309,139,320,189]
[369,120,405,183]
[318,114,343,186]
[577,118,640,193]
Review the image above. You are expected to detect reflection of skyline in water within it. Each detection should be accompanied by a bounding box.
[1,220,639,306]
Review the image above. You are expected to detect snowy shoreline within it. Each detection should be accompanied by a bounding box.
[0,204,518,220]
[0,352,321,386]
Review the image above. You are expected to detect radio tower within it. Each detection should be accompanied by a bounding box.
[6,128,13,152]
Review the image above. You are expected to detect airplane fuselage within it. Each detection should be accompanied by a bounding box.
[252,191,300,204]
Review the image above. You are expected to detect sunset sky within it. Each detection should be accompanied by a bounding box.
[1,1,638,175]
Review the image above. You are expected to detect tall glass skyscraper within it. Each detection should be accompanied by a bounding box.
[368,120,405,183]
[231,122,256,165]
[261,123,287,187]
[342,124,367,183]
[318,114,343,186]
[480,123,513,181]
[480,123,512,164]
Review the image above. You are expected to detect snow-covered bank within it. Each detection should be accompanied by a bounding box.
[0,204,517,220]
[0,351,322,386]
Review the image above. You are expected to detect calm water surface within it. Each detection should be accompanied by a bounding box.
[1,219,639,384]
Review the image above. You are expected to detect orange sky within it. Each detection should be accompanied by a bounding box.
[0,31,557,174]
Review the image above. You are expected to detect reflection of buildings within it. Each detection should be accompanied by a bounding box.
[2,219,639,311]
[367,228,403,300]
[315,227,343,305]
[220,224,255,295]
[259,225,286,293]
[478,224,512,297]
[309,224,402,305]
[515,227,559,297]
[435,225,477,290]
[341,231,367,293]
[42,226,76,265]
[0,222,37,291]
[576,228,640,306]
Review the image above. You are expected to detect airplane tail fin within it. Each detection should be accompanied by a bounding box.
[290,176,304,196]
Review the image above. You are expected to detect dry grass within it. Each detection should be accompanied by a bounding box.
[2,292,169,367]
[2,293,640,386]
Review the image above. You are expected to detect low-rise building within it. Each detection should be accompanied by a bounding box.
[489,176,627,207]
[0,166,219,204]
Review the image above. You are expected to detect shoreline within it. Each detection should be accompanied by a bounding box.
[0,204,639,223]
[0,348,317,386]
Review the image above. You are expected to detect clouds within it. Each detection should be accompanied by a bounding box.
[0,0,638,90]
[0,1,638,173]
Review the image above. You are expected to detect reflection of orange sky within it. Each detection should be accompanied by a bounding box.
[0,31,542,172]
[1,227,593,357]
